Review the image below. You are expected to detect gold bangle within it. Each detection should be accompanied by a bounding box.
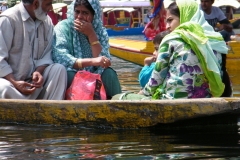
[77,59,82,69]
[91,41,100,46]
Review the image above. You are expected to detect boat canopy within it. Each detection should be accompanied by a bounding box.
[100,1,151,7]
[213,0,240,9]
[99,0,186,9]
[103,8,114,13]
[49,3,68,25]
[109,8,136,13]
[52,3,68,13]
[194,0,240,9]
[103,7,136,13]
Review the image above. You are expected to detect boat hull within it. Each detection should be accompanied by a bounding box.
[0,98,240,129]
[107,27,145,36]
[109,38,154,66]
[227,41,240,70]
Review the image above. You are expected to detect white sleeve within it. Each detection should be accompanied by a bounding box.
[215,7,227,21]
[0,17,14,77]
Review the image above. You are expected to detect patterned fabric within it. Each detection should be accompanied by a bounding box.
[143,0,166,41]
[52,0,111,74]
[138,62,155,88]
[142,0,228,99]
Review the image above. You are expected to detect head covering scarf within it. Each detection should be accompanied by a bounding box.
[143,0,166,41]
[160,0,228,97]
[66,0,110,73]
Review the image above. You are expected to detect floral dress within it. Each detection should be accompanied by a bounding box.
[143,39,222,99]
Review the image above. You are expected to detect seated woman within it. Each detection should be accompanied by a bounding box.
[52,0,121,99]
[113,0,230,100]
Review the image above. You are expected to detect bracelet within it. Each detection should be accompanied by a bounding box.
[91,41,100,46]
[77,59,82,69]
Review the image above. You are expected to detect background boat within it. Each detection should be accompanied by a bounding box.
[101,1,151,36]
[48,2,68,25]
[108,0,240,67]
[109,35,240,70]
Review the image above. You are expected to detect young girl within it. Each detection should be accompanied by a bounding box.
[139,31,169,88]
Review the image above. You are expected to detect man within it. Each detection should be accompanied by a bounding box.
[143,9,151,25]
[0,1,8,13]
[200,0,234,41]
[0,0,67,99]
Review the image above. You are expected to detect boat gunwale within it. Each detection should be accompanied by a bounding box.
[0,98,240,129]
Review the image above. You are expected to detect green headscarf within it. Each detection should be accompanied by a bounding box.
[160,0,228,97]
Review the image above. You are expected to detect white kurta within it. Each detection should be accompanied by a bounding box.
[0,3,67,100]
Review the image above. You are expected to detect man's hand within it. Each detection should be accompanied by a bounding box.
[32,66,47,88]
[32,71,44,88]
[4,73,36,95]
[14,81,36,95]
[222,23,233,32]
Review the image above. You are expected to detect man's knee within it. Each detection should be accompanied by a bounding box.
[0,79,15,98]
[51,63,67,73]
[46,63,67,78]
[0,79,12,91]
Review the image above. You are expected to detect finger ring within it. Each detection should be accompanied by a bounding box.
[103,61,106,64]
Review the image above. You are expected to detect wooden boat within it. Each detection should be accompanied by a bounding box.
[109,37,153,66]
[106,26,144,36]
[109,37,154,66]
[1,98,240,129]
[101,1,151,36]
[108,0,240,67]
[48,3,68,25]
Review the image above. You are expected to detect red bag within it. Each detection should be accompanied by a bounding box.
[65,71,107,100]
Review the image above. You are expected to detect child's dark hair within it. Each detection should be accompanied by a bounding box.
[153,30,169,44]
[167,2,180,18]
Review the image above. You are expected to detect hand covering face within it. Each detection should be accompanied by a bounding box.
[53,0,111,74]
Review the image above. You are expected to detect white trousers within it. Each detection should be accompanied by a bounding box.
[0,63,67,100]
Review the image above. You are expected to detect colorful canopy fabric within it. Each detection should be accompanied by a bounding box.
[143,0,166,41]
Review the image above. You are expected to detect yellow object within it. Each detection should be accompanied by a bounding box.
[91,41,100,46]
[77,59,82,69]
[120,11,125,18]
[109,38,156,66]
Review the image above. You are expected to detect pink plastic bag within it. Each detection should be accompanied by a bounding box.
[65,71,106,100]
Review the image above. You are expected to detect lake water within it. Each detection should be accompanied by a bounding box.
[111,56,142,93]
[1,123,240,159]
[1,56,240,159]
